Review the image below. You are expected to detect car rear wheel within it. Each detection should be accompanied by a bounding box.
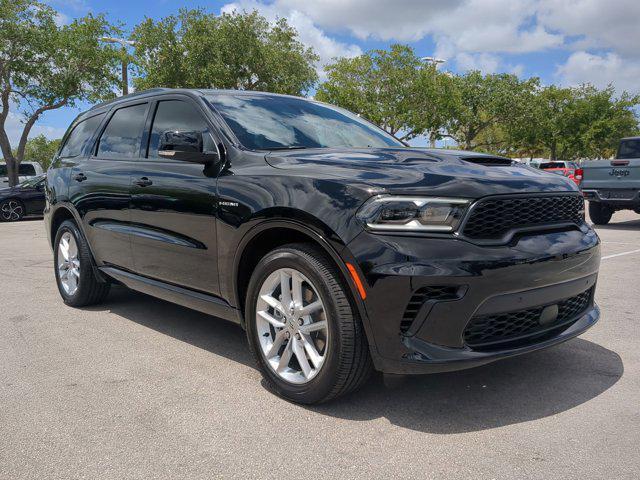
[588,202,613,225]
[54,220,110,307]
[245,243,372,404]
[0,199,24,222]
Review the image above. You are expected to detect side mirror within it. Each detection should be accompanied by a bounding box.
[36,183,45,192]
[158,130,219,164]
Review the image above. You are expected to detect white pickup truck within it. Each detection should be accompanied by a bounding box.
[581,136,640,224]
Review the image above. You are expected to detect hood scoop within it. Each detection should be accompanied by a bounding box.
[462,156,514,167]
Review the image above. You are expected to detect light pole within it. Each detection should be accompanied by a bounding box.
[420,56,447,148]
[100,37,135,96]
[421,56,446,68]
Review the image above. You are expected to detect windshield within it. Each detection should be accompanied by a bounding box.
[206,93,404,150]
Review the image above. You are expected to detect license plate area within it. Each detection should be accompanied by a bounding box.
[599,189,637,200]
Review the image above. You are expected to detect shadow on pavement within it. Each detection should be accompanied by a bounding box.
[593,218,640,231]
[95,286,623,434]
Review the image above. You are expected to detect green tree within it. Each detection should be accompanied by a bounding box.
[18,134,61,170]
[506,84,639,160]
[131,9,318,95]
[0,0,120,186]
[445,71,539,150]
[569,85,639,159]
[316,44,455,142]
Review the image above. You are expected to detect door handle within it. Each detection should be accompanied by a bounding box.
[73,173,87,182]
[133,177,153,187]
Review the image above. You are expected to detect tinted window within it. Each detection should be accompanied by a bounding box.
[540,162,566,169]
[59,114,105,158]
[618,139,640,159]
[0,164,37,175]
[18,164,36,175]
[148,100,213,158]
[97,104,148,159]
[207,94,403,150]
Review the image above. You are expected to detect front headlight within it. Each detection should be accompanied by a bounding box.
[356,196,470,232]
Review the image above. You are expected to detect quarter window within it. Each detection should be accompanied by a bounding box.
[59,114,105,158]
[97,104,148,159]
[148,100,214,158]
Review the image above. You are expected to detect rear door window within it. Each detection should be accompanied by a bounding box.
[59,113,105,158]
[97,104,148,159]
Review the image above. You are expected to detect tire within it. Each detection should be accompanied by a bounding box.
[589,202,613,225]
[0,199,25,222]
[245,243,373,404]
[53,220,110,307]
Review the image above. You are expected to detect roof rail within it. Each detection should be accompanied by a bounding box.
[89,88,173,110]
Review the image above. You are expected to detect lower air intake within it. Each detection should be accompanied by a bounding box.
[463,288,593,351]
[400,286,460,335]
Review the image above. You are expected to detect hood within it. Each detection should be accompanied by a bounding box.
[0,185,20,196]
[266,147,578,198]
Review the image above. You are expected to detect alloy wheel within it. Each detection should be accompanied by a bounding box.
[255,268,329,384]
[1,200,24,221]
[57,232,80,296]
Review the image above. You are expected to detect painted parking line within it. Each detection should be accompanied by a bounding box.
[602,248,640,260]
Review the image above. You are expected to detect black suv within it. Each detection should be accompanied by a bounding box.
[45,89,601,403]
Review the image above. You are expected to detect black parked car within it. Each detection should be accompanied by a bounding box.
[0,174,46,222]
[45,89,601,403]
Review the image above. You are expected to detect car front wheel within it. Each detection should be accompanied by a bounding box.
[245,243,372,404]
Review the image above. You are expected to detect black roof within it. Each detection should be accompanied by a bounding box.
[88,87,173,111]
[87,87,306,112]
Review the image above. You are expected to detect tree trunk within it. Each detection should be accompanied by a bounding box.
[429,131,437,148]
[5,157,19,187]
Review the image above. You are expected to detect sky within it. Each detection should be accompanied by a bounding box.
[8,0,639,146]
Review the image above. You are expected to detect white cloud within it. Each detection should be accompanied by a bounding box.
[277,0,464,42]
[275,0,563,55]
[232,0,640,94]
[221,1,362,78]
[537,0,640,58]
[54,12,70,26]
[556,51,640,94]
[455,53,501,74]
[3,111,67,148]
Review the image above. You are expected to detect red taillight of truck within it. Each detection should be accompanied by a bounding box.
[574,168,583,184]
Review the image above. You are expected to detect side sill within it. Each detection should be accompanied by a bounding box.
[100,266,240,324]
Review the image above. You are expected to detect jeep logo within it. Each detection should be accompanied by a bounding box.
[610,168,630,177]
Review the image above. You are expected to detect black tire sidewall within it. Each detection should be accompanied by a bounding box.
[588,202,612,225]
[53,220,96,305]
[245,248,348,404]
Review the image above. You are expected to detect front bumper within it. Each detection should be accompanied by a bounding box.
[347,224,601,375]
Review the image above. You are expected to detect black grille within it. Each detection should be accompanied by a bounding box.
[464,288,592,350]
[462,195,584,240]
[400,286,460,335]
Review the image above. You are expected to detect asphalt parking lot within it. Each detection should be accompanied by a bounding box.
[1,211,639,479]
